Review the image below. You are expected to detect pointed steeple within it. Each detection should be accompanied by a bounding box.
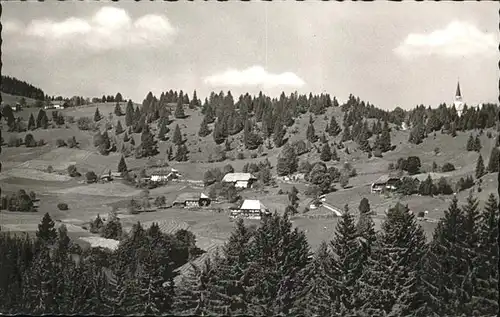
[455,81,462,98]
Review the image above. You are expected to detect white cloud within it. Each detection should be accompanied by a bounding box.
[8,7,177,52]
[394,21,497,58]
[204,66,306,89]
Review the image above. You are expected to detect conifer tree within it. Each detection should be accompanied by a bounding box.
[174,99,185,119]
[158,118,169,141]
[198,117,211,137]
[173,124,183,145]
[276,143,298,176]
[125,100,134,126]
[475,154,485,179]
[320,142,332,162]
[487,146,499,172]
[292,241,337,316]
[341,125,351,142]
[210,219,254,315]
[246,212,310,315]
[114,102,123,116]
[115,120,124,135]
[94,107,101,122]
[117,156,128,173]
[306,123,317,143]
[329,205,367,312]
[379,121,392,152]
[422,196,469,316]
[473,135,482,151]
[28,113,36,130]
[355,202,430,317]
[175,144,189,162]
[327,116,342,137]
[36,212,57,245]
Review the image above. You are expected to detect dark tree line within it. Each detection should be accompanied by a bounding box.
[1,75,46,100]
[1,193,496,316]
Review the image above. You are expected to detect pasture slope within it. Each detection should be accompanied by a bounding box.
[1,100,497,260]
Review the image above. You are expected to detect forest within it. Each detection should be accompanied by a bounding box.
[1,75,46,101]
[0,192,497,316]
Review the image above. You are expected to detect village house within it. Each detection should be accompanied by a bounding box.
[173,192,211,208]
[230,199,271,220]
[150,168,180,183]
[222,173,257,189]
[371,175,401,194]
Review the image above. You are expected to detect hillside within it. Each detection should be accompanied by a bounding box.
[1,90,498,250]
[1,92,41,107]
[1,75,46,101]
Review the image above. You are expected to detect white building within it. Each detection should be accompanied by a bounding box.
[230,199,271,220]
[222,173,257,189]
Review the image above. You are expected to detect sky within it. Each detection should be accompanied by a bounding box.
[2,2,498,110]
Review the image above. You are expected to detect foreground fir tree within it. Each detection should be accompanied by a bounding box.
[173,124,183,145]
[329,205,368,313]
[292,241,338,317]
[320,142,332,162]
[246,212,310,316]
[198,116,211,137]
[210,219,254,315]
[355,202,431,317]
[117,155,128,173]
[174,256,220,316]
[421,196,469,316]
[36,212,57,245]
[28,113,36,130]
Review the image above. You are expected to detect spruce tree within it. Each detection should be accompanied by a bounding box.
[174,99,185,119]
[355,202,430,317]
[140,127,159,158]
[327,116,342,137]
[117,156,128,173]
[379,121,392,152]
[487,146,499,172]
[320,142,332,162]
[125,100,134,126]
[36,212,58,245]
[175,144,189,162]
[173,124,183,145]
[114,102,123,116]
[198,117,211,137]
[329,205,367,313]
[211,219,254,315]
[470,194,499,316]
[276,143,298,176]
[28,113,36,130]
[246,212,310,315]
[306,123,317,143]
[475,154,485,179]
[473,135,482,152]
[292,242,337,316]
[422,196,469,316]
[115,120,124,135]
[94,107,101,122]
[158,118,169,141]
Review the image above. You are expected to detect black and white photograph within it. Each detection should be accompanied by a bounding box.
[0,1,498,316]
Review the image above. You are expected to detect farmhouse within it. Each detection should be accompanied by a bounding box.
[173,192,211,208]
[222,173,257,189]
[371,175,401,193]
[230,199,271,220]
[150,168,180,183]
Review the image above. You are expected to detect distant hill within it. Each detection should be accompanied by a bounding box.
[1,75,46,101]
[1,92,41,107]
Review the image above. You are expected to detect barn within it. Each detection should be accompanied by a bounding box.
[371,175,401,193]
[230,199,271,220]
[222,173,257,189]
[173,192,211,208]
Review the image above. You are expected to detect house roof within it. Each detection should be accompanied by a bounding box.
[222,173,256,183]
[240,199,267,211]
[373,175,400,185]
[174,192,201,203]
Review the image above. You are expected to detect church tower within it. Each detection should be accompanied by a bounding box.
[454,81,464,116]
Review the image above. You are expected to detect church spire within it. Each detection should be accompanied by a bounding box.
[455,81,462,98]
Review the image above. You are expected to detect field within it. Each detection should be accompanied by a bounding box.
[1,98,498,261]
